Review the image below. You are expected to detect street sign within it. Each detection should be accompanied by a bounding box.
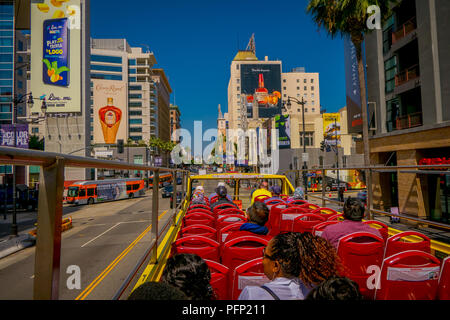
[302,153,309,162]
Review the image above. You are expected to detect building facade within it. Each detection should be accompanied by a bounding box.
[170,104,181,143]
[364,0,450,224]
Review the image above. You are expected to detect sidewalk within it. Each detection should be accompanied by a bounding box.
[0,211,37,259]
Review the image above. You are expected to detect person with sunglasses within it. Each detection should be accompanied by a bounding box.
[238,232,340,300]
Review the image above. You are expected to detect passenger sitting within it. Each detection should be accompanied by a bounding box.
[161,253,215,300]
[208,182,232,203]
[321,197,382,248]
[238,232,340,300]
[210,186,237,211]
[225,202,271,242]
[250,181,272,205]
[128,281,188,300]
[191,186,206,205]
[264,185,283,204]
[287,187,305,202]
[306,276,362,300]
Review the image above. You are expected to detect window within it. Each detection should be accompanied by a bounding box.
[283,79,286,83]
[129,102,142,107]
[129,94,142,99]
[91,55,122,64]
[128,68,136,74]
[133,184,140,190]
[79,188,86,197]
[127,184,132,191]
[237,86,240,91]
[300,132,314,147]
[87,188,95,197]
[297,79,300,83]
[304,86,307,91]
[129,85,142,91]
[128,59,136,66]
[385,56,397,93]
[304,79,307,83]
[129,118,142,125]
[91,64,122,72]
[236,78,240,84]
[283,87,286,90]
[311,86,314,91]
[312,108,315,113]
[128,77,136,82]
[311,79,314,83]
[32,127,39,134]
[91,73,122,81]
[236,64,239,70]
[129,110,142,116]
[312,101,315,105]
[17,81,22,89]
[305,108,308,113]
[311,94,315,99]
[0,54,12,62]
[297,87,300,90]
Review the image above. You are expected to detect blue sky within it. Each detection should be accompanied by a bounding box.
[90,0,347,135]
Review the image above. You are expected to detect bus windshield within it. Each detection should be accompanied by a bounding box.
[67,187,79,197]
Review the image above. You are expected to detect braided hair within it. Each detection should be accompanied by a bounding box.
[270,232,341,288]
[161,253,215,300]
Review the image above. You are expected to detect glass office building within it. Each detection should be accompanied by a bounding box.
[0,1,14,125]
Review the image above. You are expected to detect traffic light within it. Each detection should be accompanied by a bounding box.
[320,141,325,152]
[117,139,124,154]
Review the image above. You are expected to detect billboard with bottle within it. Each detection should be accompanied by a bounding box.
[92,80,128,145]
[30,0,83,113]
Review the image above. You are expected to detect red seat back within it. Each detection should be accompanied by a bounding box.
[183,212,215,228]
[363,220,389,242]
[312,207,339,220]
[375,250,441,300]
[265,198,286,206]
[292,214,326,234]
[180,225,217,242]
[312,220,340,237]
[204,259,230,300]
[210,195,219,204]
[231,258,269,300]
[213,203,236,214]
[254,195,270,203]
[186,208,214,216]
[188,204,211,211]
[172,236,220,262]
[287,199,308,206]
[280,194,289,200]
[337,232,385,300]
[438,256,450,300]
[218,222,245,244]
[216,214,247,231]
[279,206,309,233]
[327,214,343,221]
[221,236,269,272]
[298,203,320,210]
[384,231,431,259]
[216,208,245,217]
[266,203,287,236]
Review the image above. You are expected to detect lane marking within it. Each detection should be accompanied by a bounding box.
[80,223,120,248]
[75,209,169,300]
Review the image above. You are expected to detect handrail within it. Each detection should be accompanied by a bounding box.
[392,16,417,44]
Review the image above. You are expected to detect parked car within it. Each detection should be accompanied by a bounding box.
[162,185,173,198]
[324,179,349,192]
[176,177,182,185]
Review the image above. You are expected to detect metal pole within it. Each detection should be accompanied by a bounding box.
[33,157,65,300]
[172,171,177,225]
[301,98,307,197]
[322,169,326,207]
[335,117,340,202]
[11,99,17,236]
[150,169,159,264]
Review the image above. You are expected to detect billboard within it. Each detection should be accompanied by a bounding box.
[344,36,363,133]
[275,114,291,149]
[92,80,127,145]
[241,64,282,118]
[0,124,29,149]
[30,0,82,113]
[323,113,341,147]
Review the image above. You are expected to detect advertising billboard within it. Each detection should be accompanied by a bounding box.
[275,114,291,149]
[241,64,282,118]
[92,80,127,145]
[344,36,363,133]
[0,124,29,148]
[323,113,341,147]
[30,0,82,113]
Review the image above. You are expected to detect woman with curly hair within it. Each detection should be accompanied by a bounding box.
[238,232,341,300]
[161,253,215,300]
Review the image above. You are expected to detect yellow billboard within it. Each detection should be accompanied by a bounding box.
[323,113,341,146]
[30,0,82,113]
[92,80,128,145]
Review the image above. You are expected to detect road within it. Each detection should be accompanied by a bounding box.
[0,190,173,300]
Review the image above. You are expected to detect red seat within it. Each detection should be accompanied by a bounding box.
[216,208,246,217]
[363,220,389,242]
[280,194,289,200]
[216,214,247,232]
[312,207,339,220]
[337,232,385,300]
[221,236,269,272]
[171,236,220,262]
[186,208,214,216]
[384,231,431,259]
[298,203,320,211]
[231,258,269,300]
[287,199,309,206]
[188,204,211,211]
[375,250,441,300]
[180,225,217,242]
[254,195,270,203]
[312,220,341,237]
[327,214,344,221]
[279,206,309,233]
[218,222,245,244]
[212,203,236,214]
[204,259,230,300]
[438,256,450,300]
[292,214,327,234]
[266,203,287,236]
[265,198,286,206]
[183,212,216,228]
[210,195,219,204]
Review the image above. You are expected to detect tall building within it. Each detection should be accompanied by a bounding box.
[151,68,172,144]
[364,0,450,223]
[170,104,181,143]
[282,67,320,116]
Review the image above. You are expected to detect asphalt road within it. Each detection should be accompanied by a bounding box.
[0,190,174,300]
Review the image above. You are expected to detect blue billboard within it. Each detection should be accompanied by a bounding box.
[43,18,70,87]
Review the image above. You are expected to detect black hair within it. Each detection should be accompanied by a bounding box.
[128,281,188,300]
[215,186,228,199]
[306,277,363,300]
[161,253,214,300]
[342,197,365,221]
[247,202,269,226]
[270,232,340,287]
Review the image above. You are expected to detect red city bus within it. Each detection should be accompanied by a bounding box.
[66,178,145,205]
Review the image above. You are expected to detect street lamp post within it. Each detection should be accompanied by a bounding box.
[285,97,308,196]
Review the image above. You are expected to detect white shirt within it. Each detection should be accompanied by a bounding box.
[238,277,310,300]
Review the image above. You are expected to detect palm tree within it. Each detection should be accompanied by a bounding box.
[306,0,396,217]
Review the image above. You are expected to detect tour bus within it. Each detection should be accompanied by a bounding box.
[66,178,145,205]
